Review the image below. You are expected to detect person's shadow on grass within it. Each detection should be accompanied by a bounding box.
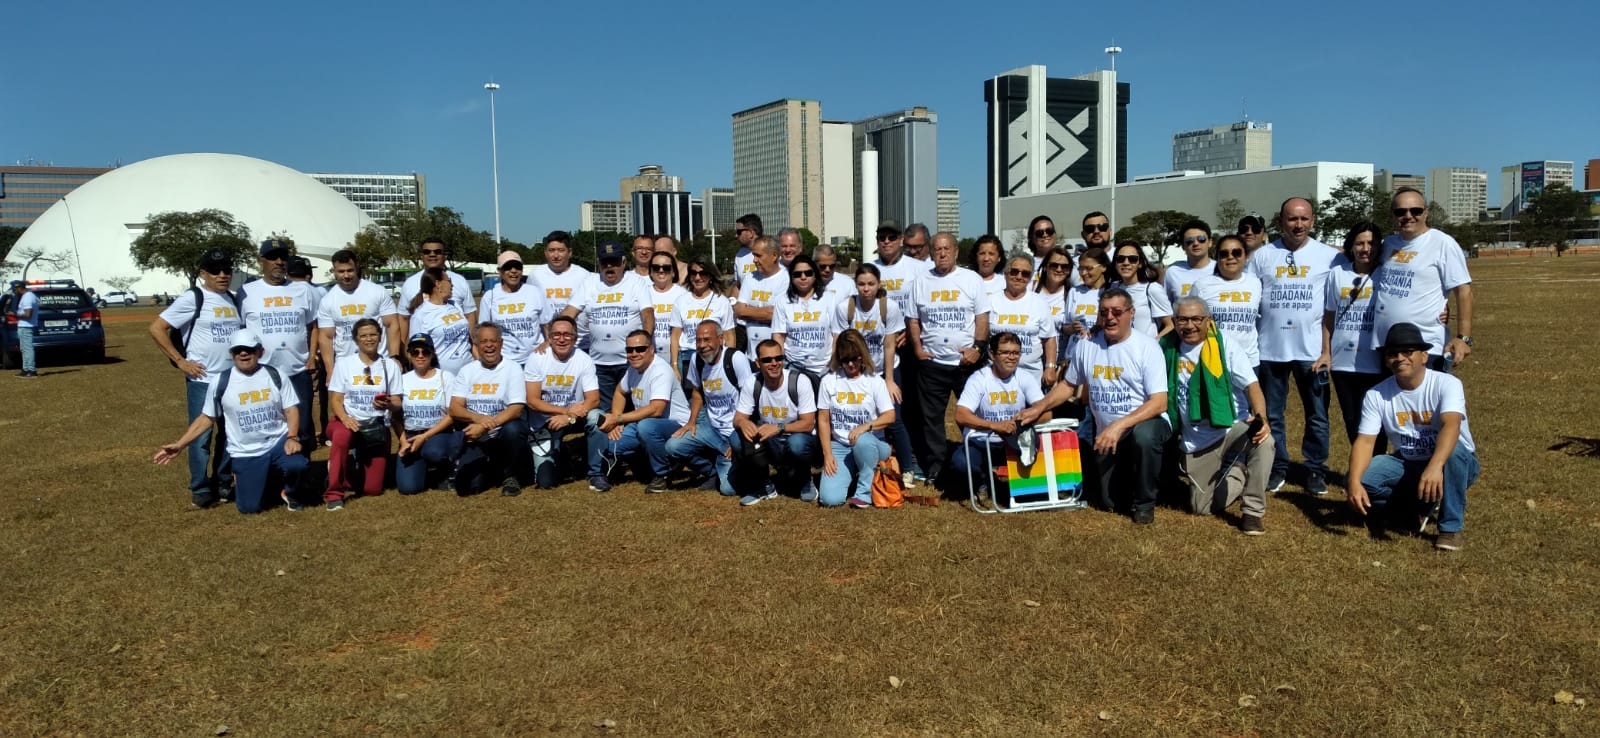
[1279,489,1358,536]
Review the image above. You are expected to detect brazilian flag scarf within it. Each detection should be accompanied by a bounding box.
[1161,323,1235,429]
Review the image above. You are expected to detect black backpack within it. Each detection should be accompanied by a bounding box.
[169,286,242,367]
[694,348,753,395]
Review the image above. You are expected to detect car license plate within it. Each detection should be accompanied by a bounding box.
[44,320,69,328]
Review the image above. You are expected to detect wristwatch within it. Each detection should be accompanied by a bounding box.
[1457,335,1473,347]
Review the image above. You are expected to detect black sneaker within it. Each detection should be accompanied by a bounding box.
[326,498,345,511]
[1304,475,1327,496]
[1132,507,1155,525]
[1241,514,1265,536]
[695,475,719,492]
[190,490,220,509]
[501,477,522,497]
[280,491,304,512]
[1435,530,1464,551]
[1267,472,1286,493]
[645,478,670,494]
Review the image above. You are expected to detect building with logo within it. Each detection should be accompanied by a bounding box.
[0,165,114,229]
[1499,160,1574,217]
[308,172,426,223]
[1427,167,1488,223]
[631,191,703,243]
[1171,120,1272,174]
[731,98,824,236]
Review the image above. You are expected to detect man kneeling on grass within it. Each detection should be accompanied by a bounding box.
[449,323,531,497]
[586,329,691,492]
[1346,323,1479,551]
[154,329,308,514]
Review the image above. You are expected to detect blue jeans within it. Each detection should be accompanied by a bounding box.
[288,370,315,444]
[1258,359,1330,479]
[18,325,35,372]
[820,434,889,507]
[185,377,232,495]
[230,441,308,514]
[588,416,682,480]
[1361,442,1479,533]
[395,430,463,494]
[950,435,1004,492]
[665,416,735,495]
[731,431,820,495]
[531,409,601,488]
[596,364,628,415]
[454,418,531,495]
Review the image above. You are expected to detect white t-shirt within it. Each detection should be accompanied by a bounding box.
[1324,266,1381,374]
[988,290,1055,375]
[732,248,756,289]
[910,266,990,366]
[1248,238,1345,363]
[1358,370,1475,461]
[1111,281,1172,338]
[204,367,299,458]
[400,269,476,317]
[1192,273,1264,368]
[476,284,549,366]
[736,370,818,431]
[1173,336,1256,454]
[523,348,599,425]
[450,359,527,417]
[410,301,473,374]
[1163,261,1215,304]
[647,283,688,356]
[1060,284,1100,363]
[873,256,922,318]
[687,348,755,436]
[571,274,653,366]
[671,291,735,352]
[1371,229,1471,357]
[529,263,591,333]
[329,355,402,425]
[832,296,905,376]
[240,279,316,376]
[957,366,1045,443]
[399,368,454,433]
[821,276,855,302]
[773,292,840,376]
[14,291,40,328]
[735,269,789,347]
[623,357,691,425]
[317,280,399,358]
[1064,330,1169,428]
[161,287,245,376]
[979,273,1006,302]
[818,371,893,446]
[293,280,324,322]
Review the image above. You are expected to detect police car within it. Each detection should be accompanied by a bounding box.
[1,279,107,368]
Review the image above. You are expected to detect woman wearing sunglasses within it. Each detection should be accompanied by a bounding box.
[325,318,403,509]
[773,255,838,388]
[394,333,463,494]
[817,330,895,508]
[1033,244,1073,333]
[668,257,734,377]
[407,267,474,374]
[1191,234,1263,370]
[646,251,687,364]
[832,263,920,486]
[1316,222,1386,451]
[1110,241,1173,338]
[989,254,1056,384]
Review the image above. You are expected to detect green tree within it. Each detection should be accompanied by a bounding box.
[1519,184,1590,256]
[1115,210,1200,263]
[130,209,254,283]
[1319,176,1387,242]
[369,204,496,266]
[2,246,75,281]
[796,227,820,251]
[0,226,24,263]
[102,275,141,293]
[1214,198,1247,231]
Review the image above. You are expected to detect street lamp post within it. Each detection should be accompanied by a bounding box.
[484,81,502,244]
[1104,45,1121,234]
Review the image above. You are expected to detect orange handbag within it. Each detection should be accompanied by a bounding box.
[871,454,905,508]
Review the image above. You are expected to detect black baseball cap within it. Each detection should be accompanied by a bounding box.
[198,248,233,272]
[286,256,312,278]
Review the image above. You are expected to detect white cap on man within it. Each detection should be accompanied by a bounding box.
[228,328,263,352]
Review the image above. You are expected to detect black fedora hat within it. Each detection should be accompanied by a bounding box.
[1379,323,1432,353]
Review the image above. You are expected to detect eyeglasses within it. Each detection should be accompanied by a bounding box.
[421,248,446,256]
[230,346,255,356]
[650,264,675,273]
[1114,254,1142,264]
[1238,224,1263,234]
[1217,248,1246,259]
[791,270,815,277]
[1184,235,1208,245]
[624,345,650,354]
[550,332,575,340]
[995,349,1022,357]
[904,242,927,250]
[816,262,836,270]
[1101,307,1129,318]
[1033,228,1056,238]
[1083,223,1111,233]
[757,355,784,364]
[1047,262,1070,271]
[408,347,431,356]
[1174,315,1207,325]
[1007,268,1034,278]
[1393,207,1426,218]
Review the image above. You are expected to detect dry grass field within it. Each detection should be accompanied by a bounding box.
[3,256,1598,735]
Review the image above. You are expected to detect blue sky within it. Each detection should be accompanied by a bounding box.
[7,0,1594,241]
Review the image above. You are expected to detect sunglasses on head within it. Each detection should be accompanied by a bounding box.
[1393,207,1426,217]
[757,355,784,364]
[1083,223,1111,233]
[624,345,650,354]
[1033,227,1056,238]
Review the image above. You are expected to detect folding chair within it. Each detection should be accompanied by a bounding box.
[966,418,1088,514]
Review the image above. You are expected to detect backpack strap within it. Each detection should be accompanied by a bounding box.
[787,370,800,407]
[212,367,233,419]
[183,286,204,350]
[721,348,742,394]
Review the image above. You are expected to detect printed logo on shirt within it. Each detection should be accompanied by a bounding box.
[1396,410,1434,427]
[1390,251,1418,264]
[882,278,904,293]
[1274,266,1311,279]
[987,390,1018,405]
[351,373,384,386]
[496,303,527,315]
[630,387,646,402]
[930,290,961,302]
[835,391,866,404]
[995,313,1029,326]
[853,319,879,332]
[545,374,575,387]
[685,308,713,320]
[1339,285,1373,300]
[1177,358,1196,374]
[656,303,674,314]
[1074,304,1097,316]
[1092,365,1125,380]
[408,389,439,400]
[440,313,464,325]
[546,287,572,300]
[238,388,272,404]
[1217,291,1255,302]
[213,306,239,318]
[1180,284,1193,296]
[471,383,500,394]
[704,378,725,392]
[793,310,822,323]
[261,296,295,308]
[762,406,790,421]
[750,290,772,303]
[742,263,757,274]
[597,292,623,304]
[340,304,367,317]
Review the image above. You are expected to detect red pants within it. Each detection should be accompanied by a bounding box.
[326,421,391,501]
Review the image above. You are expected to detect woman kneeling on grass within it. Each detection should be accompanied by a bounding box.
[817,330,895,508]
[325,318,402,510]
[394,333,463,494]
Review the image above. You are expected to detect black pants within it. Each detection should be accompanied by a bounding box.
[454,417,532,495]
[1331,370,1386,456]
[913,359,969,480]
[1084,416,1172,515]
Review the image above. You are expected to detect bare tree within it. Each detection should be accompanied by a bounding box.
[1,247,76,281]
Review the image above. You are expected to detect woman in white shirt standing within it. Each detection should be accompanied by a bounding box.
[817,330,896,508]
[407,267,474,374]
[832,263,920,485]
[1060,246,1107,378]
[968,235,1007,302]
[646,251,688,366]
[773,255,837,388]
[988,254,1056,385]
[1110,240,1173,338]
[394,333,463,495]
[326,318,402,509]
[1191,233,1264,369]
[669,257,734,376]
[1316,222,1386,451]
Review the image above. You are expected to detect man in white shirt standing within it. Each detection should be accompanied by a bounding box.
[241,239,319,446]
[730,213,763,294]
[732,338,820,504]
[317,249,402,367]
[666,321,754,497]
[560,240,655,410]
[1347,323,1479,551]
[1248,197,1344,496]
[148,248,246,508]
[733,236,787,354]
[8,280,39,377]
[1163,219,1216,303]
[400,237,478,336]
[906,231,990,484]
[527,230,591,328]
[449,323,531,497]
[1371,186,1474,371]
[586,330,691,493]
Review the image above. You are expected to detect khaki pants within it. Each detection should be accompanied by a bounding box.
[1181,421,1271,518]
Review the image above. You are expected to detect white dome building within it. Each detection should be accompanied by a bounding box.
[13,153,374,294]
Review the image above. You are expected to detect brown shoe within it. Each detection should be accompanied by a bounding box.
[1435,530,1464,551]
[1241,514,1265,536]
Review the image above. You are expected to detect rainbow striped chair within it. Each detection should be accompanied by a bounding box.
[965,418,1089,514]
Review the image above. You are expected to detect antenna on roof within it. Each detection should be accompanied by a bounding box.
[1241,97,1248,121]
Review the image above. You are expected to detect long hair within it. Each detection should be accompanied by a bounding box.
[1035,245,1074,293]
[682,255,724,292]
[966,234,1005,273]
[408,266,448,313]
[1112,241,1159,285]
[1078,246,1112,288]
[1343,221,1386,268]
[852,262,886,304]
[829,329,875,375]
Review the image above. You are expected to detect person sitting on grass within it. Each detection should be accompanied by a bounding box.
[523,315,601,490]
[394,334,462,495]
[732,339,820,505]
[952,332,1047,511]
[324,318,402,510]
[448,323,531,497]
[817,330,896,508]
[586,329,691,493]
[153,329,307,514]
[1346,323,1479,552]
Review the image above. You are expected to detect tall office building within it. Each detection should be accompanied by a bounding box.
[310,172,427,223]
[1427,167,1488,223]
[820,120,857,244]
[1499,161,1575,217]
[731,98,824,235]
[580,200,632,233]
[620,165,684,201]
[1171,121,1272,174]
[936,186,961,236]
[1375,169,1426,195]
[631,191,702,243]
[983,65,1129,232]
[0,164,114,229]
[851,107,939,242]
[701,187,737,235]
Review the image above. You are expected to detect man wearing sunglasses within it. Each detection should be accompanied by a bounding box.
[1162,219,1216,303]
[732,338,820,504]
[399,237,478,338]
[902,224,932,264]
[666,321,755,497]
[588,330,691,492]
[149,247,246,508]
[730,213,764,294]
[560,241,655,410]
[1081,211,1113,251]
[1237,213,1268,253]
[1247,197,1343,496]
[1370,187,1474,372]
[814,244,851,301]
[732,236,787,353]
[241,239,319,449]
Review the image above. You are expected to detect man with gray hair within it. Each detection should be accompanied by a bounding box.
[902,223,931,263]
[733,236,789,352]
[777,227,805,268]
[1162,296,1272,534]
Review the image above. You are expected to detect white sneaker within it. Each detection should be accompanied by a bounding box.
[901,471,916,489]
